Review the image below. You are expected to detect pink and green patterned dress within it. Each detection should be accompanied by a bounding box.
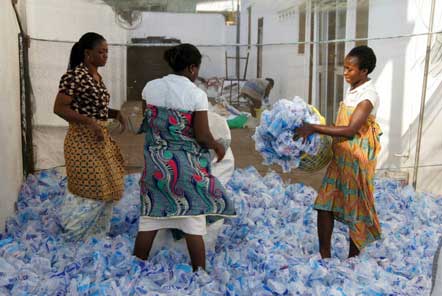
[138,104,236,220]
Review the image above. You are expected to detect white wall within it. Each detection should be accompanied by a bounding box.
[242,0,442,193]
[0,2,24,230]
[129,12,230,79]
[367,0,442,193]
[409,0,442,193]
[240,0,308,104]
[25,0,128,126]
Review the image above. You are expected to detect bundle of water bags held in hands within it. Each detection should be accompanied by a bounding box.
[253,96,332,173]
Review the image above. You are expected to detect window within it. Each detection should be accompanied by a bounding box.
[356,0,369,46]
[248,6,252,49]
[298,3,306,54]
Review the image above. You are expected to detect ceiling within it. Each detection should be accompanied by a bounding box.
[99,0,239,13]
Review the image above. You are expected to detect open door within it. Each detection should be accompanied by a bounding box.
[315,1,347,124]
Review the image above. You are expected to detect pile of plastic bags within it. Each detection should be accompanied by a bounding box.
[253,97,325,172]
[0,167,441,295]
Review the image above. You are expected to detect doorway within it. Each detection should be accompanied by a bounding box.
[257,17,264,78]
[315,1,347,124]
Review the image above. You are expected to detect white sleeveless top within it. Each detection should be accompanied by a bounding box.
[142,74,208,111]
[343,79,379,116]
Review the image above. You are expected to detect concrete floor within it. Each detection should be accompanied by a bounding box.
[111,125,326,192]
[34,101,326,191]
[106,100,326,191]
[230,128,326,191]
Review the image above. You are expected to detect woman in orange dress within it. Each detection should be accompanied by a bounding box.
[297,45,382,258]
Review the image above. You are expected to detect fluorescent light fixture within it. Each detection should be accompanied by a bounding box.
[196,0,239,12]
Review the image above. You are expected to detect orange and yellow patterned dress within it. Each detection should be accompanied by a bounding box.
[314,102,382,250]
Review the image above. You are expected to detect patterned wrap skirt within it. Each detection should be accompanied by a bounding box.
[138,105,236,222]
[314,103,382,250]
[64,121,125,201]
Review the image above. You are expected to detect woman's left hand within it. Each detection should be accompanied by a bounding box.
[214,142,226,163]
[116,111,127,133]
[295,122,315,143]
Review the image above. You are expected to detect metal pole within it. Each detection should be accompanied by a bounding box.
[18,33,35,176]
[11,0,24,33]
[412,0,436,189]
[12,0,35,176]
[235,0,241,79]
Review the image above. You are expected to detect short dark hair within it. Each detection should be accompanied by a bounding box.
[69,32,105,70]
[265,78,274,86]
[347,45,377,74]
[164,43,202,72]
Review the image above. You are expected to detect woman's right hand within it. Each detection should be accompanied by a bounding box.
[89,122,104,142]
[295,122,315,143]
[54,93,105,141]
[214,142,226,163]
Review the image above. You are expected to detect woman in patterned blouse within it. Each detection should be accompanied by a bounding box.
[53,32,126,241]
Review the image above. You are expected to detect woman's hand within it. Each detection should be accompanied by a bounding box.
[295,122,315,143]
[89,121,104,142]
[214,142,226,163]
[116,111,127,133]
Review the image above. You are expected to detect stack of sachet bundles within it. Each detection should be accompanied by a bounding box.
[253,96,329,173]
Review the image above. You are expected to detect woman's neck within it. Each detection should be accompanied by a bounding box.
[350,77,369,90]
[84,62,101,82]
[173,71,192,82]
[85,62,98,76]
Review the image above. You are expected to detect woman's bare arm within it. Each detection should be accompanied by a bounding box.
[296,100,373,139]
[53,92,95,125]
[53,92,104,140]
[193,111,225,162]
